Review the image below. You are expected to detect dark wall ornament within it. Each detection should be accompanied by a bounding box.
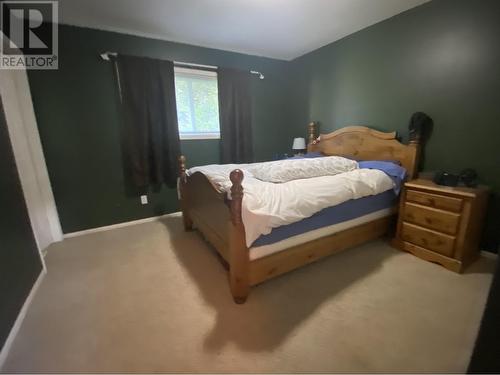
[409,111,433,143]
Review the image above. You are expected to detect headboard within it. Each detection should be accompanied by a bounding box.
[307,122,421,179]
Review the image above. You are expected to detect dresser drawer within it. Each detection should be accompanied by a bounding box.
[403,203,460,235]
[401,222,455,257]
[406,190,463,213]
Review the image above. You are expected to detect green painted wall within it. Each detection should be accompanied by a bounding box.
[288,0,500,250]
[28,25,291,233]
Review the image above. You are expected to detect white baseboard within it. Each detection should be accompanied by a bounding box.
[0,268,46,370]
[63,212,182,239]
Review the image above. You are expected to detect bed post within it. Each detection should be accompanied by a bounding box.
[178,155,193,231]
[228,169,250,304]
[307,121,317,152]
[407,129,422,180]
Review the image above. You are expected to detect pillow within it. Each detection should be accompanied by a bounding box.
[248,156,358,183]
[358,160,407,194]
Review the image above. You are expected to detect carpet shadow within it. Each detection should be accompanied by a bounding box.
[160,215,395,353]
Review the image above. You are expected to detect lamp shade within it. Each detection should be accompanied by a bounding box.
[292,137,306,150]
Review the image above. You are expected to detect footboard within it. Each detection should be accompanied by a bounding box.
[178,156,250,303]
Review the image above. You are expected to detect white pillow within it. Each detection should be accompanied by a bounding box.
[246,156,358,183]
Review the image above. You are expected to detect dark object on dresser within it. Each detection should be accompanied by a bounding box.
[460,168,479,187]
[433,168,479,188]
[433,171,460,187]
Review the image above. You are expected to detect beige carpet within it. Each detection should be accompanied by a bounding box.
[2,213,496,373]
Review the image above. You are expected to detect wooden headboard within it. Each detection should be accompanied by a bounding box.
[307,122,421,179]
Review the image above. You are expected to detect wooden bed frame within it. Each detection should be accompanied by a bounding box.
[178,123,421,303]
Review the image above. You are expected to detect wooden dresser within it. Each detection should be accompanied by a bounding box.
[392,178,489,272]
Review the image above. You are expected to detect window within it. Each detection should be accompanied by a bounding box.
[174,66,220,140]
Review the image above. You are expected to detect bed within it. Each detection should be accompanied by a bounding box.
[178,123,422,303]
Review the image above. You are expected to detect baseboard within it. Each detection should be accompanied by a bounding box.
[0,268,46,370]
[481,250,498,260]
[63,212,182,238]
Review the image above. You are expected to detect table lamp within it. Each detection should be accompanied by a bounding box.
[292,137,306,156]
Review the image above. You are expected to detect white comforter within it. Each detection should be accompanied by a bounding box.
[188,159,394,247]
[246,156,357,183]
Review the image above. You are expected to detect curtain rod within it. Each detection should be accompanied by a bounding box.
[175,61,217,70]
[99,51,265,79]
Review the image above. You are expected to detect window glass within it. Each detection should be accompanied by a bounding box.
[174,67,220,140]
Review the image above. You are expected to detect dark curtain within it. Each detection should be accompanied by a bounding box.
[217,68,253,164]
[116,55,180,189]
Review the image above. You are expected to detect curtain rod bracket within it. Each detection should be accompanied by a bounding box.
[250,70,265,80]
[100,51,117,61]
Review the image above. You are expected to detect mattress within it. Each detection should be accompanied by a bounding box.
[252,189,397,247]
[249,207,395,260]
[249,189,398,260]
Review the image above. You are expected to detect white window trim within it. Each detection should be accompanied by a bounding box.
[180,132,220,140]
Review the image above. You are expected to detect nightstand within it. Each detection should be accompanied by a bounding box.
[392,178,489,272]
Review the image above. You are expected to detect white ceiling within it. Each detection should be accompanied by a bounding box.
[58,0,429,60]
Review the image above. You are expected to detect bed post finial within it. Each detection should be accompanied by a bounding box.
[179,155,187,183]
[307,122,317,151]
[178,155,192,230]
[407,137,421,179]
[229,169,244,225]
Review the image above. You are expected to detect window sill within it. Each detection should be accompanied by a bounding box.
[180,133,220,140]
